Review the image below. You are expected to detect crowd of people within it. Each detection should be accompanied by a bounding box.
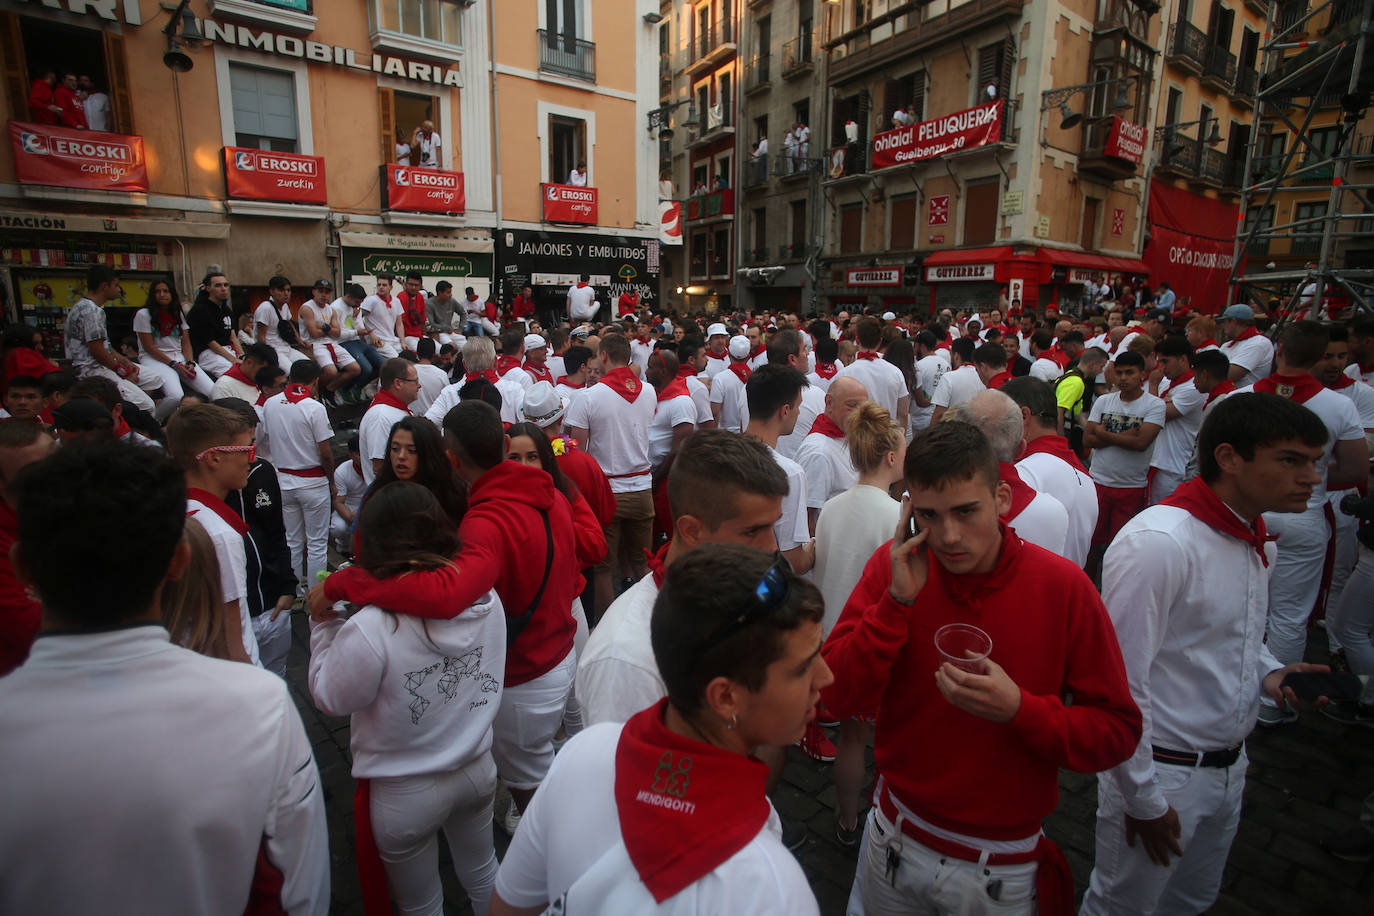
[0,261,1372,915]
[27,68,111,131]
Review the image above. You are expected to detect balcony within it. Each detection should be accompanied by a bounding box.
[1298,157,1336,182]
[1244,0,1268,14]
[1166,21,1207,75]
[1276,2,1310,36]
[744,54,772,95]
[1201,44,1237,91]
[1157,135,1201,178]
[1292,234,1324,255]
[782,33,816,78]
[779,242,806,261]
[744,153,771,187]
[1234,67,1258,106]
[1078,118,1142,181]
[743,247,770,265]
[1187,145,1230,188]
[826,0,1024,85]
[688,106,735,148]
[686,23,738,78]
[685,188,735,221]
[538,30,596,82]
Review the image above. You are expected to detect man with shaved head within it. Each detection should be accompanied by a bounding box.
[796,375,869,532]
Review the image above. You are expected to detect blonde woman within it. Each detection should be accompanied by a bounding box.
[811,401,906,847]
[160,516,245,662]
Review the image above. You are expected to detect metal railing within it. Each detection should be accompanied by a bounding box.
[745,54,771,91]
[744,247,770,265]
[782,33,815,76]
[1235,67,1258,99]
[538,30,596,81]
[693,21,735,62]
[745,153,771,186]
[1168,21,1208,71]
[1203,44,1237,88]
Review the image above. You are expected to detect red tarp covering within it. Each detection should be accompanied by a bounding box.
[1143,183,1242,314]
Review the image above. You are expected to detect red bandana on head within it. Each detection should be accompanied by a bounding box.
[727,362,752,385]
[1162,477,1276,567]
[614,700,771,903]
[998,462,1037,521]
[555,376,584,389]
[809,413,845,439]
[1021,435,1088,474]
[599,366,643,403]
[814,361,838,380]
[1254,372,1324,405]
[1205,379,1236,405]
[284,383,313,404]
[370,389,412,414]
[465,369,500,384]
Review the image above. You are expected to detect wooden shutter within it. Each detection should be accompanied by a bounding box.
[891,195,916,250]
[378,87,395,164]
[963,180,999,245]
[0,13,26,121]
[104,31,134,135]
[883,78,900,123]
[977,41,1012,104]
[911,71,925,122]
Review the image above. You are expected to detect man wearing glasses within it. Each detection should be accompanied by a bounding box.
[358,358,419,486]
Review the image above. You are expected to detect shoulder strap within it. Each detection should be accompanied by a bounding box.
[506,509,554,647]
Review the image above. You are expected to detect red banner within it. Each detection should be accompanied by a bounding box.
[9,120,148,191]
[1104,116,1146,165]
[542,183,598,224]
[1143,183,1242,314]
[871,101,1003,170]
[383,164,465,214]
[223,147,326,204]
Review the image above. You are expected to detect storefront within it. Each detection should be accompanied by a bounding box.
[496,228,661,326]
[338,229,494,301]
[922,246,1149,316]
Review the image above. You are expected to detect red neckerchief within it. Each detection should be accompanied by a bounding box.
[814,361,838,380]
[1254,372,1324,404]
[1358,359,1374,374]
[524,362,554,385]
[576,281,589,289]
[187,487,249,537]
[1329,374,1355,390]
[224,363,255,386]
[855,350,880,361]
[555,376,584,389]
[1006,352,1018,372]
[155,309,179,337]
[643,541,670,588]
[495,355,521,376]
[747,343,765,361]
[988,370,1012,390]
[465,369,500,384]
[284,383,313,404]
[636,335,651,346]
[1230,326,1260,343]
[599,366,644,403]
[370,389,412,414]
[255,392,269,407]
[809,413,845,439]
[1162,477,1276,567]
[1171,370,1195,387]
[675,364,697,381]
[1022,435,1088,474]
[1197,338,1219,349]
[1206,379,1236,405]
[113,416,131,439]
[727,361,751,385]
[999,462,1036,521]
[656,377,690,403]
[614,699,771,903]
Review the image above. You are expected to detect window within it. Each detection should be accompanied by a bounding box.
[1242,204,1273,255]
[977,40,1013,107]
[229,63,299,152]
[692,163,710,192]
[891,195,917,250]
[884,71,925,125]
[840,203,863,254]
[1227,121,1250,165]
[712,227,731,276]
[691,231,709,276]
[794,100,810,130]
[964,180,999,245]
[718,73,732,127]
[718,0,733,43]
[791,199,807,253]
[697,5,711,57]
[546,0,585,38]
[373,0,464,47]
[754,115,769,145]
[757,16,771,58]
[1081,196,1101,250]
[380,88,441,165]
[549,115,587,185]
[1293,201,1326,254]
[753,207,768,253]
[1207,0,1234,50]
[1165,88,1182,127]
[6,15,132,134]
[1089,67,1110,119]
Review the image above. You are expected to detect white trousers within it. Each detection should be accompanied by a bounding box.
[373,340,402,359]
[1261,506,1330,671]
[87,364,157,414]
[282,480,331,590]
[1330,543,1374,703]
[569,301,600,323]
[491,647,575,790]
[1325,489,1360,651]
[196,348,235,379]
[250,608,291,678]
[369,752,499,916]
[1147,469,1184,507]
[1080,753,1246,916]
[848,804,1038,916]
[330,512,354,554]
[562,598,590,736]
[138,356,214,414]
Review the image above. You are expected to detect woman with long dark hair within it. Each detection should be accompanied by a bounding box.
[369,416,467,526]
[133,279,215,416]
[883,336,922,440]
[309,482,505,916]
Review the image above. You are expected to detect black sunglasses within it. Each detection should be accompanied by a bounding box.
[694,551,792,656]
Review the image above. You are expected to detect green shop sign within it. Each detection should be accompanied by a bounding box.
[360,253,477,276]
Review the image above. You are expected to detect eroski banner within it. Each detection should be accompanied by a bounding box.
[223,147,327,204]
[871,101,1004,170]
[10,121,149,191]
[384,164,465,213]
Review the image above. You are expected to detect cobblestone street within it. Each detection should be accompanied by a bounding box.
[289,614,1374,915]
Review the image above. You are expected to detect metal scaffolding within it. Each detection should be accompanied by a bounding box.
[1229,0,1374,318]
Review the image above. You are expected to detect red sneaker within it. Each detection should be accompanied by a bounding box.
[796,720,837,763]
[816,705,839,728]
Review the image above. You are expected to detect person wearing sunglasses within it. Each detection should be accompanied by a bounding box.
[822,420,1141,916]
[490,543,828,916]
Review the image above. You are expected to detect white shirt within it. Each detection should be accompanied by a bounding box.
[709,368,748,433]
[1335,378,1374,429]
[210,373,258,403]
[334,460,368,516]
[1029,357,1061,383]
[769,446,810,551]
[575,574,663,726]
[1150,378,1206,476]
[1101,503,1281,820]
[132,308,189,363]
[358,401,411,486]
[254,299,295,358]
[702,352,730,380]
[1220,333,1275,387]
[187,496,259,666]
[395,141,412,165]
[566,284,597,318]
[82,90,111,131]
[412,362,451,418]
[650,394,697,469]
[685,374,714,426]
[773,385,825,460]
[328,297,361,343]
[0,627,329,916]
[261,392,332,485]
[362,294,403,350]
[307,591,505,778]
[931,363,986,410]
[565,374,657,494]
[1346,362,1374,387]
[493,721,818,916]
[813,485,901,635]
[568,168,588,186]
[415,130,441,167]
[1087,391,1167,488]
[805,370,834,394]
[795,431,858,510]
[913,353,950,430]
[495,376,527,425]
[463,295,487,319]
[1017,448,1098,568]
[1006,490,1070,558]
[836,355,905,419]
[629,338,655,375]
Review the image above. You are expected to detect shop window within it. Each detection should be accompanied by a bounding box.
[711,227,731,276]
[378,87,442,166]
[372,0,464,47]
[840,203,863,254]
[549,115,587,185]
[230,63,299,153]
[890,195,916,250]
[964,180,999,245]
[1081,196,1101,250]
[1,12,133,134]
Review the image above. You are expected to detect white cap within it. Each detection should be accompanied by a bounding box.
[882,311,897,321]
[728,335,751,359]
[519,381,566,428]
[523,333,547,351]
[706,322,729,338]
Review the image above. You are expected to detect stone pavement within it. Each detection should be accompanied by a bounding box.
[288,611,1374,916]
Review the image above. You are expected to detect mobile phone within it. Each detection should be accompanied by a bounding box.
[906,512,921,541]
[1280,671,1363,703]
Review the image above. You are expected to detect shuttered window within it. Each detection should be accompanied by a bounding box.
[977,41,1013,108]
[229,63,299,152]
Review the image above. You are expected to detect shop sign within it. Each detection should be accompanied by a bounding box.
[659,201,683,246]
[383,164,465,214]
[929,233,946,244]
[928,195,950,226]
[498,229,659,308]
[925,263,996,282]
[223,147,326,204]
[1104,116,1146,165]
[1066,268,1110,285]
[360,253,475,276]
[871,101,1004,170]
[1035,215,1051,239]
[9,121,148,192]
[847,267,902,287]
[542,184,598,224]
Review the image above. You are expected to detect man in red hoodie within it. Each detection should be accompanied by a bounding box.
[822,421,1141,916]
[0,421,56,675]
[314,400,579,817]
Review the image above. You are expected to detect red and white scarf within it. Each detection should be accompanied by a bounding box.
[808,413,845,439]
[1021,435,1088,474]
[727,361,751,385]
[524,362,554,385]
[998,462,1037,521]
[465,369,500,385]
[1205,379,1237,406]
[600,366,644,403]
[1162,477,1276,567]
[1254,372,1323,405]
[814,361,838,380]
[369,389,412,414]
[284,383,313,404]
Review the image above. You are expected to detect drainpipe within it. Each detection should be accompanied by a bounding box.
[487,0,504,304]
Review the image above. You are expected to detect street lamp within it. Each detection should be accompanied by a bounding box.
[161,0,203,72]
[1041,74,1142,129]
[649,100,697,139]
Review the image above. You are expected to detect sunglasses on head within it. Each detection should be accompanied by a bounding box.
[694,551,792,656]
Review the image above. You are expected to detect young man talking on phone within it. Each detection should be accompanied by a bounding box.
[1080,393,1334,915]
[822,421,1140,915]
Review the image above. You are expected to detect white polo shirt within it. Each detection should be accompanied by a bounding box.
[1220,333,1275,387]
[769,445,810,551]
[261,392,333,486]
[649,394,697,469]
[685,375,713,426]
[795,431,858,510]
[1087,391,1167,488]
[362,294,403,351]
[333,459,367,517]
[836,355,906,419]
[1017,449,1098,568]
[210,373,258,404]
[412,362,451,418]
[186,495,259,666]
[565,374,657,494]
[629,338,655,375]
[358,401,411,486]
[1029,357,1061,383]
[254,300,296,365]
[1007,490,1070,558]
[913,353,950,430]
[575,574,663,727]
[931,364,986,411]
[1149,378,1206,477]
[709,368,748,433]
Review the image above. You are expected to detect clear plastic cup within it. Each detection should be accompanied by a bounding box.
[935,623,992,673]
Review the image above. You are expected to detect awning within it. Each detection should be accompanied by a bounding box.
[922,246,1015,266]
[1037,248,1150,277]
